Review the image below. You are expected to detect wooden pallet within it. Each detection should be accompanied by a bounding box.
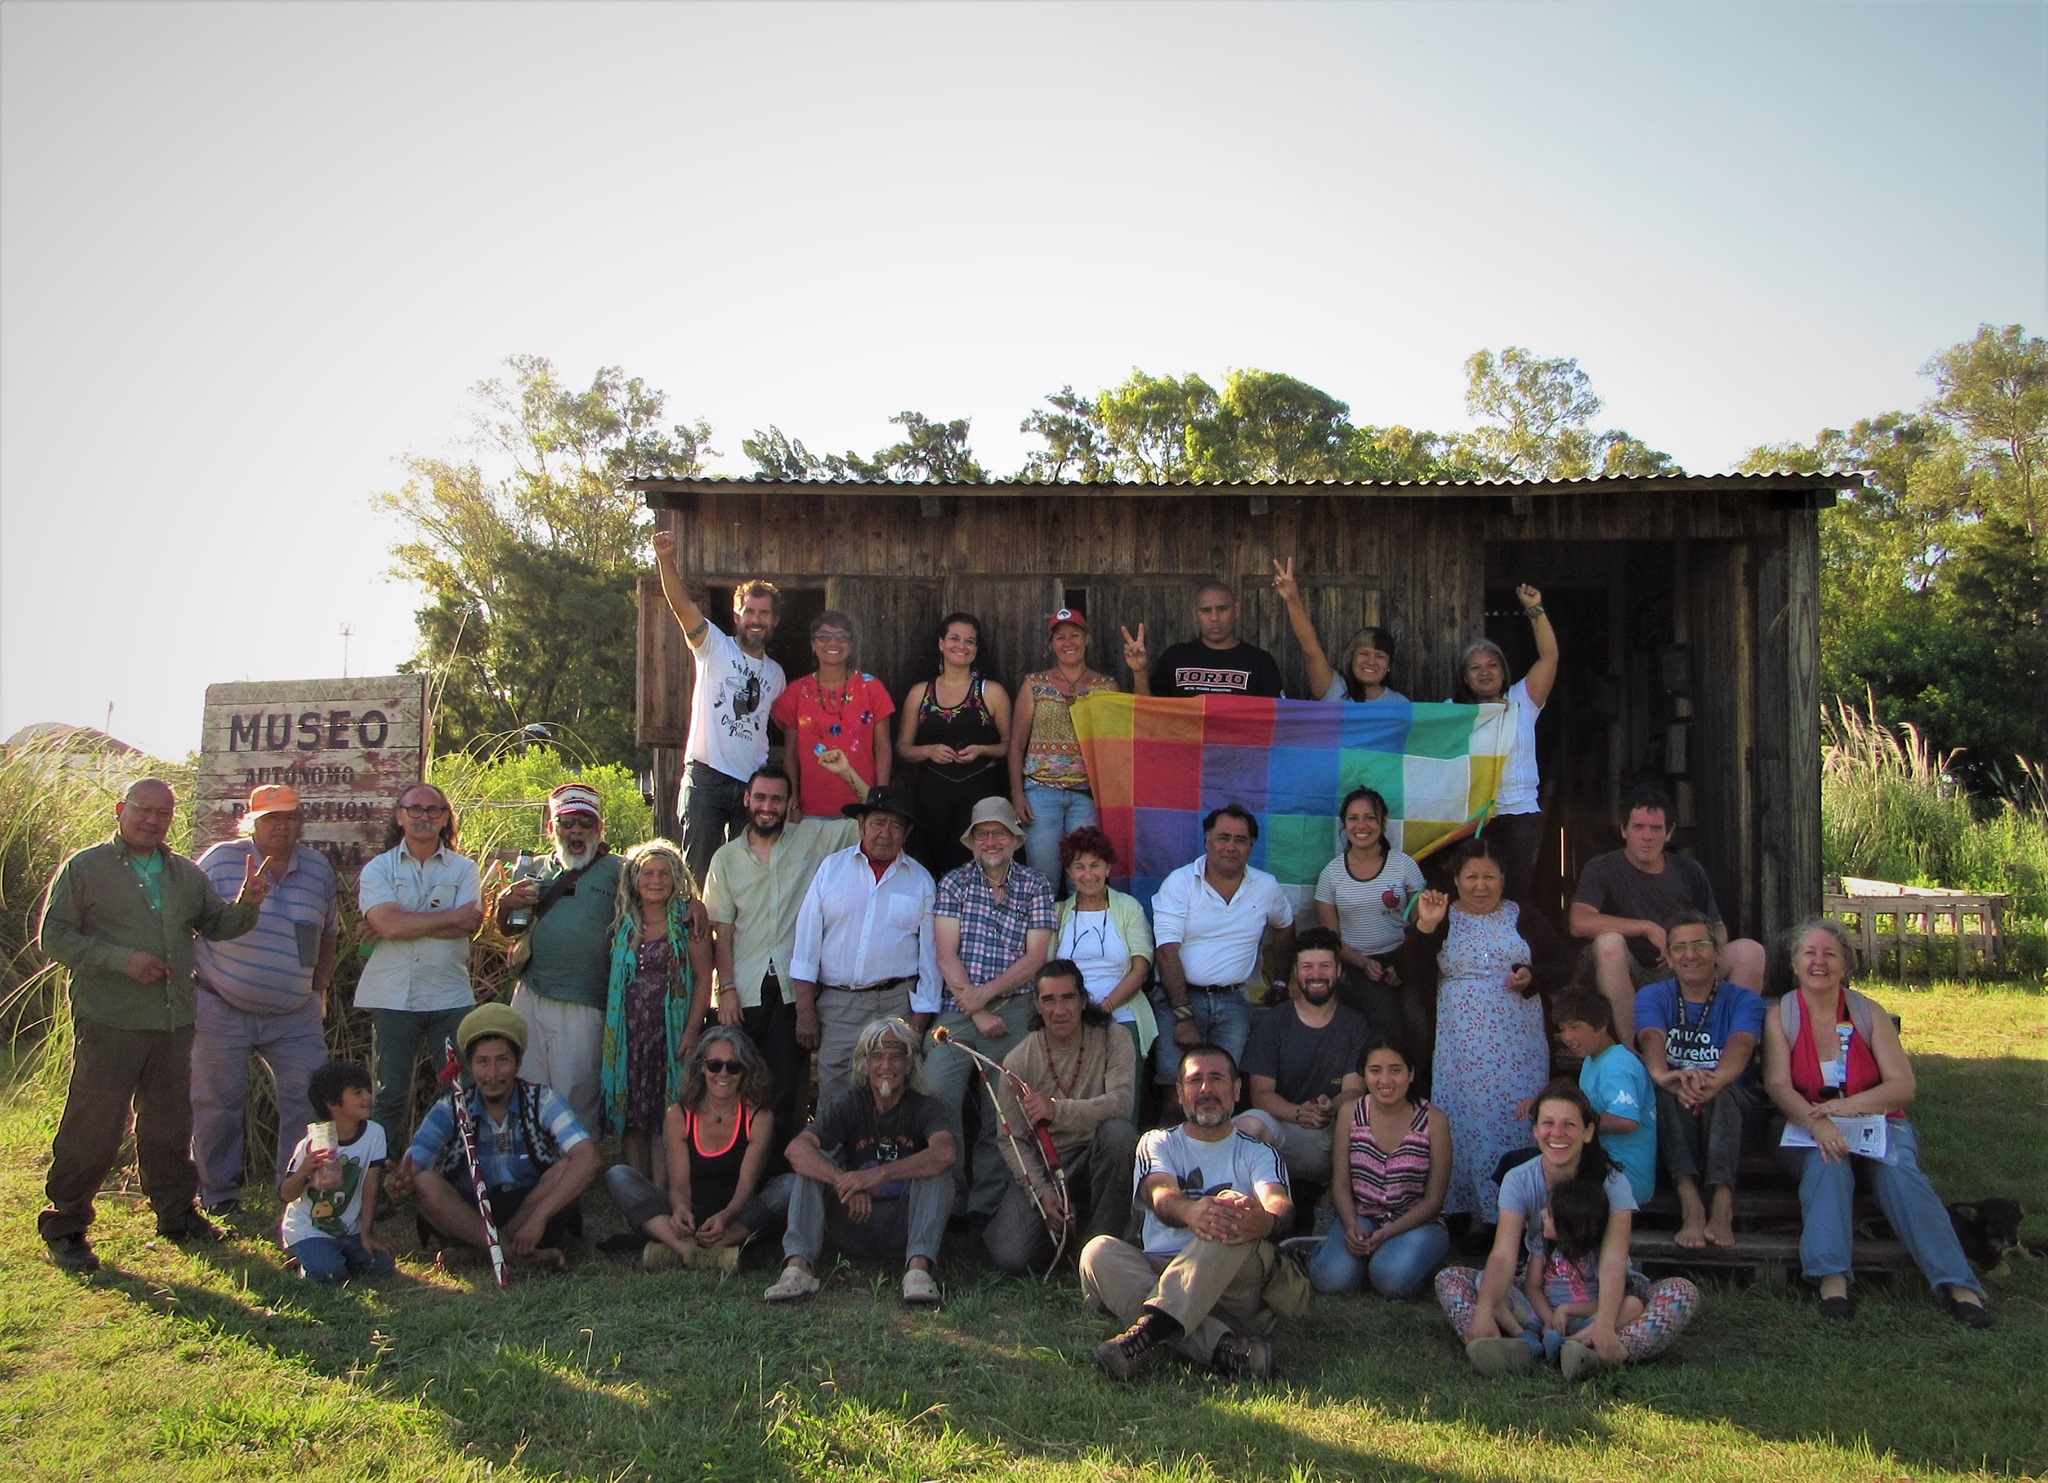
[1626,1157,1913,1284]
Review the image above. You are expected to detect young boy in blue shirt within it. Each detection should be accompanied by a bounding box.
[1554,990,1658,1204]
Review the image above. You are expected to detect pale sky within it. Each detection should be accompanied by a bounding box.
[3,1,2042,760]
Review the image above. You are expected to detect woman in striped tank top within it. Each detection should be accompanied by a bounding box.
[1308,1033,1453,1298]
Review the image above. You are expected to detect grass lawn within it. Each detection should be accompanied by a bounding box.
[2,983,2043,1482]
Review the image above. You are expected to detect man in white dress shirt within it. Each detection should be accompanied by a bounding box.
[789,785,941,1104]
[1150,805,1294,1087]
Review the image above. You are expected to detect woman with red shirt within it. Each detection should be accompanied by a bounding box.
[770,610,896,818]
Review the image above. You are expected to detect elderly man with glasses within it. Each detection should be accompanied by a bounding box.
[355,783,484,1151]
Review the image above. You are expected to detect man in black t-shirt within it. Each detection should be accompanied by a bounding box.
[1122,580,1284,698]
[1234,930,1369,1180]
[764,1016,958,1306]
[1569,787,1766,1044]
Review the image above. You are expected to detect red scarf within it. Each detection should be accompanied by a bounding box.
[1788,989,1894,1114]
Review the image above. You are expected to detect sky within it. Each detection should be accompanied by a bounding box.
[3,1,2043,761]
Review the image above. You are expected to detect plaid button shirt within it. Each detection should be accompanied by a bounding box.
[933,861,1056,1011]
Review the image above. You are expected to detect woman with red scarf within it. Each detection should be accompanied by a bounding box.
[1762,920,1990,1327]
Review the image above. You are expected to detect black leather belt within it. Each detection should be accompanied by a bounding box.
[1186,982,1245,994]
[822,977,912,994]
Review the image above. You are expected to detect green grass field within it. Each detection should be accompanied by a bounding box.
[3,983,2043,1483]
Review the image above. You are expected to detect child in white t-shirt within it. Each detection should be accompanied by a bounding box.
[279,1061,395,1283]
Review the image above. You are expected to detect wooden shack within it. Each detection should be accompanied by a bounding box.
[629,472,1855,946]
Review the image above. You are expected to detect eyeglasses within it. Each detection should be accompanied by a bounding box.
[400,804,449,818]
[702,1058,744,1075]
[1667,938,1716,956]
[813,629,852,643]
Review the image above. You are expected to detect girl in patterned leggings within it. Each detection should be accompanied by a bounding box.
[1436,1081,1699,1380]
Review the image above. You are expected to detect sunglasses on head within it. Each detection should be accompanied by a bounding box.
[703,1058,744,1075]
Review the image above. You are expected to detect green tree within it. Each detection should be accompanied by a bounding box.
[744,411,984,482]
[1093,370,1219,480]
[1187,370,1352,481]
[1923,323,2048,556]
[1459,347,1676,479]
[1743,325,2048,793]
[376,356,713,766]
[1018,386,1112,482]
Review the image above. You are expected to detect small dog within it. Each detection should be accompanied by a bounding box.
[1945,1199,2044,1276]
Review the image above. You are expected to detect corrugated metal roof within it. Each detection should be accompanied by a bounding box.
[627,470,1865,498]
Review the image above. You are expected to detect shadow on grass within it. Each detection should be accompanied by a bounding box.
[58,1208,2048,1480]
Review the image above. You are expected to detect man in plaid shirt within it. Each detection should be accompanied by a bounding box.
[922,797,1056,1224]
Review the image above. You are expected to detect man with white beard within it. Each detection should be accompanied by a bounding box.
[763,1016,958,1307]
[497,782,625,1135]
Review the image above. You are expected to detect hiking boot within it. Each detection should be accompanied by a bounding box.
[1094,1317,1171,1381]
[1212,1333,1274,1379]
[158,1207,227,1243]
[762,1263,821,1303]
[47,1234,100,1273]
[202,1199,242,1218]
[693,1243,742,1274]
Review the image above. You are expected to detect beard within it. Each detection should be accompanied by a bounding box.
[872,1075,899,1100]
[556,840,597,870]
[1298,979,1337,1006]
[1188,1098,1231,1128]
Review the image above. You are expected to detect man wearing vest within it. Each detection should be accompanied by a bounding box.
[497,782,624,1137]
[386,1003,599,1269]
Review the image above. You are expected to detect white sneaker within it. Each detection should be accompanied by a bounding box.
[762,1263,820,1303]
[902,1267,941,1305]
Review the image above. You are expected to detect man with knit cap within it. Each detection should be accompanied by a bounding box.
[497,781,624,1135]
[386,1003,599,1268]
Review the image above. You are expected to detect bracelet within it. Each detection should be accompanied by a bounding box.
[1172,1005,1196,1022]
[1524,604,1545,619]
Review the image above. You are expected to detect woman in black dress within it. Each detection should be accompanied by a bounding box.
[895,611,1012,876]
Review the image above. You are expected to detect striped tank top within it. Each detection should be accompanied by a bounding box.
[1348,1099,1434,1222]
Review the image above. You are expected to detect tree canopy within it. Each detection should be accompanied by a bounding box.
[1742,324,2047,794]
[376,355,712,766]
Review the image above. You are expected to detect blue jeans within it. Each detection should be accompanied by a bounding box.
[1307,1216,1449,1298]
[367,1005,469,1154]
[1774,1117,1981,1295]
[290,1231,395,1283]
[680,761,749,892]
[1148,987,1253,1081]
[784,1165,951,1266]
[1021,783,1097,886]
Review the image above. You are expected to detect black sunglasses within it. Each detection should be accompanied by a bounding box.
[703,1058,744,1075]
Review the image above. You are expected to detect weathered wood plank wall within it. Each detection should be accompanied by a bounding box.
[635,486,1822,939]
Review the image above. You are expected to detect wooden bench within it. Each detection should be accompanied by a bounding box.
[1824,878,2010,978]
[1627,1153,1913,1285]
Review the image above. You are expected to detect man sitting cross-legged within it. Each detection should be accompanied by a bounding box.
[385,1004,600,1271]
[982,959,1140,1274]
[1080,1045,1296,1381]
[764,1016,959,1307]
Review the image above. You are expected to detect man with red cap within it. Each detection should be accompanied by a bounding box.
[189,783,342,1216]
[497,781,625,1135]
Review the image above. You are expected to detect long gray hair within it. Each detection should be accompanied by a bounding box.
[850,1016,929,1093]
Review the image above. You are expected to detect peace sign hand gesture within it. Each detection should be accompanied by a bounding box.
[236,851,273,908]
[1270,556,1300,605]
[1119,623,1149,673]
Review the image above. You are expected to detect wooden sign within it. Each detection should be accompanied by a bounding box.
[194,676,427,875]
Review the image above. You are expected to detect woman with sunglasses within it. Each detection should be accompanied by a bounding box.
[605,1026,789,1272]
[898,611,1012,876]
[769,609,896,819]
[1009,609,1119,885]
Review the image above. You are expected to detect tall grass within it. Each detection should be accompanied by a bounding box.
[1822,698,2048,976]
[0,737,657,1186]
